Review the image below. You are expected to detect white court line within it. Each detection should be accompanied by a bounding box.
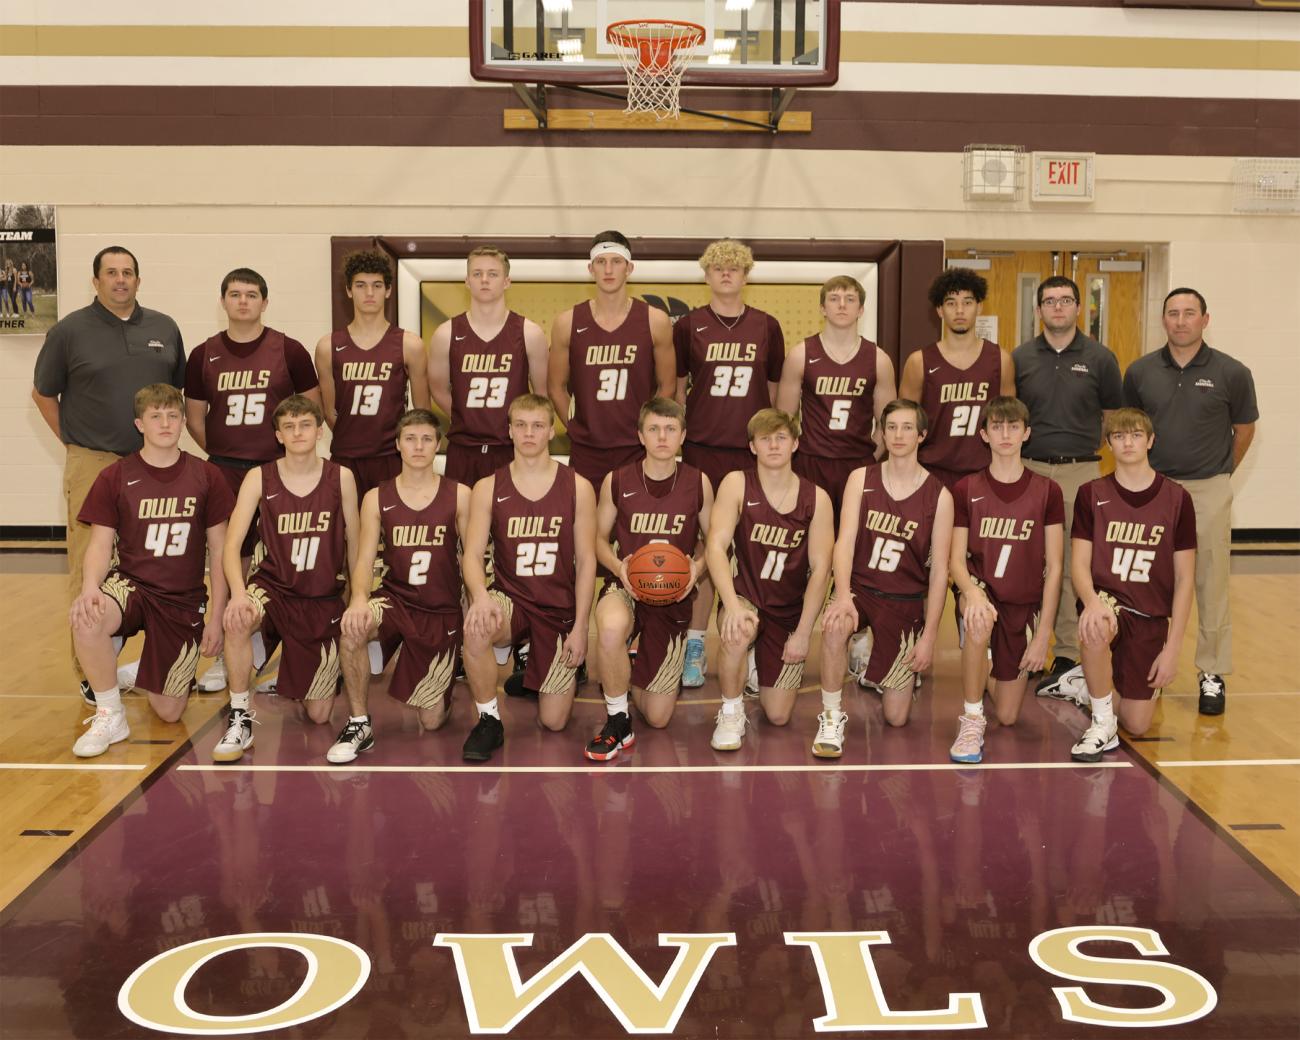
[1156,759,1300,768]
[178,761,1132,774]
[0,762,147,771]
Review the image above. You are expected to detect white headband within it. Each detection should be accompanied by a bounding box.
[590,242,632,263]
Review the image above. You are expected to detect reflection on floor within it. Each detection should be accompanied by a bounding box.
[2,682,1297,1039]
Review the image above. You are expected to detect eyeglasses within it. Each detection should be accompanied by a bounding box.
[1040,296,1078,308]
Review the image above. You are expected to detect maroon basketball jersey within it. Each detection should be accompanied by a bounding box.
[796,334,878,459]
[1073,473,1196,618]
[566,300,656,451]
[377,476,462,613]
[78,451,234,602]
[490,463,577,615]
[850,464,943,597]
[954,468,1064,606]
[610,461,703,558]
[733,469,817,619]
[250,460,347,599]
[918,339,1002,475]
[329,326,408,458]
[449,312,531,448]
[189,330,298,461]
[676,306,785,449]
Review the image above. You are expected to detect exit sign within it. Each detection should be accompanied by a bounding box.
[1032,152,1095,202]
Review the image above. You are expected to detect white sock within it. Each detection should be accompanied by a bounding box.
[1090,692,1114,721]
[605,692,629,715]
[687,629,706,644]
[350,714,369,724]
[477,698,500,719]
[230,691,251,711]
[963,700,984,718]
[821,688,842,712]
[721,696,742,715]
[93,687,122,713]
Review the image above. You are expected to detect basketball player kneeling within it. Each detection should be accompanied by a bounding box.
[460,394,597,762]
[585,398,713,761]
[326,410,470,764]
[216,395,361,763]
[707,409,834,752]
[1068,408,1195,762]
[69,385,234,757]
[813,400,954,758]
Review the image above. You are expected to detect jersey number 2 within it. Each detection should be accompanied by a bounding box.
[466,377,508,409]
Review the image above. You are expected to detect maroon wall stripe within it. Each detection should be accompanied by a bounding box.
[2,86,1294,156]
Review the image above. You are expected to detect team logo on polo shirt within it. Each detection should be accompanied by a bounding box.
[147,339,166,352]
[1071,363,1090,376]
[1195,378,1215,391]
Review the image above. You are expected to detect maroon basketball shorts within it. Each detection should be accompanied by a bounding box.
[1079,595,1168,701]
[965,591,1040,682]
[488,589,577,696]
[210,456,264,557]
[602,584,692,696]
[369,596,462,710]
[850,585,926,692]
[101,572,203,698]
[567,442,643,492]
[245,581,342,701]
[332,453,402,501]
[725,596,805,691]
[682,442,753,496]
[792,452,862,509]
[443,441,514,488]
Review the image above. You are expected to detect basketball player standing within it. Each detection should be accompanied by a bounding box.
[315,250,431,499]
[427,246,549,487]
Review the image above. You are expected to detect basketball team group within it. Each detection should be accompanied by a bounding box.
[30,235,1259,770]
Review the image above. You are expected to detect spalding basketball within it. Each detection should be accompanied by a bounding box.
[626,542,693,605]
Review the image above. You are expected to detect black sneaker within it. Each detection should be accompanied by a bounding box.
[584,712,634,762]
[1197,672,1227,716]
[575,661,588,686]
[78,681,96,708]
[463,713,505,762]
[1035,656,1077,698]
[504,669,538,700]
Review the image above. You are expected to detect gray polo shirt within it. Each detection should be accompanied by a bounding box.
[33,299,185,455]
[1123,343,1258,480]
[1012,330,1123,459]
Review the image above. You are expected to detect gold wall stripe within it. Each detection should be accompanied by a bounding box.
[0,25,466,59]
[0,25,1295,72]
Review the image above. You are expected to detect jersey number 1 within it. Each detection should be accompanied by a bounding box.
[290,536,320,572]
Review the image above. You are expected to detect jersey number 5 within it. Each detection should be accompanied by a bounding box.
[866,537,905,572]
[225,393,266,426]
[517,542,558,577]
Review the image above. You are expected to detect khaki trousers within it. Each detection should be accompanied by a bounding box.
[64,445,121,679]
[1177,473,1233,676]
[1024,458,1101,663]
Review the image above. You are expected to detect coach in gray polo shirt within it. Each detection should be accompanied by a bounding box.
[1123,287,1257,716]
[31,245,185,693]
[1013,276,1123,694]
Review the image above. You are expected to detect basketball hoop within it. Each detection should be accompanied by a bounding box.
[606,19,706,119]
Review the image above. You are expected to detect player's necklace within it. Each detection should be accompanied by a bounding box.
[882,460,923,499]
[642,462,678,497]
[709,306,745,331]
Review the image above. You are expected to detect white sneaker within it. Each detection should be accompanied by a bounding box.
[848,631,871,678]
[949,713,987,764]
[116,659,140,691]
[255,672,278,694]
[744,649,759,697]
[711,706,747,751]
[195,657,228,692]
[1070,715,1118,763]
[212,708,256,763]
[73,708,130,758]
[812,709,848,759]
[1054,665,1091,708]
[327,717,375,764]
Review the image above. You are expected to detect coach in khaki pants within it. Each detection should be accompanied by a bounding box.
[1013,276,1124,695]
[30,246,185,698]
[1123,287,1258,716]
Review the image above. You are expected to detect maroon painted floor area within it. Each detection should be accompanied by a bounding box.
[2,683,1298,1038]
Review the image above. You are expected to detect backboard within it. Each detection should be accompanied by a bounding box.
[469,0,840,88]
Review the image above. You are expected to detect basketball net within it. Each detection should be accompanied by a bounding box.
[606,20,705,120]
